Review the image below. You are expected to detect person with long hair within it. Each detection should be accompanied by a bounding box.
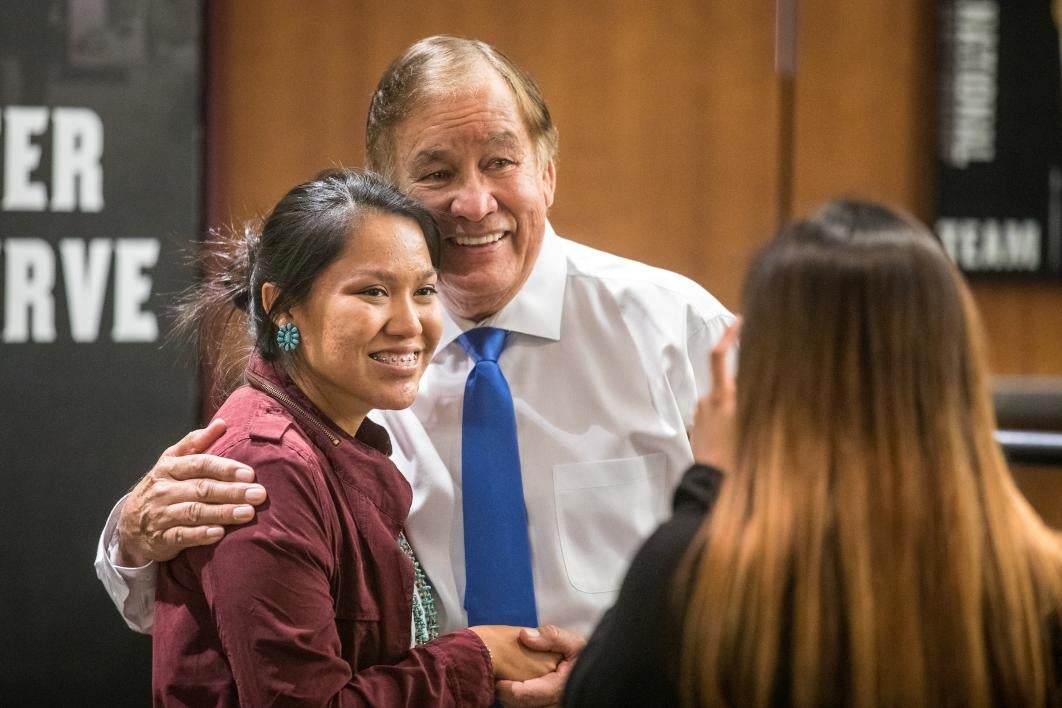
[152,168,558,706]
[563,198,1062,707]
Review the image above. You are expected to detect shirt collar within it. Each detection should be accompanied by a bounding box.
[437,220,567,353]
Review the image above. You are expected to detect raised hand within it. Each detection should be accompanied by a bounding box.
[691,318,741,471]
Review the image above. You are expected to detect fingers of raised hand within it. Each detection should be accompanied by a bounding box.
[709,318,742,398]
[121,492,262,564]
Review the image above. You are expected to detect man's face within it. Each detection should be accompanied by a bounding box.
[392,64,556,321]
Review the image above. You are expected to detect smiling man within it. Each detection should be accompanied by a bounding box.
[96,36,732,705]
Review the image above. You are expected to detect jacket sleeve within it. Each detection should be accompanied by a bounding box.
[162,440,493,707]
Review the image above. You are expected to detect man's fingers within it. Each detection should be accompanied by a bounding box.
[496,673,564,708]
[157,453,255,484]
[497,627,577,708]
[518,625,586,659]
[517,627,554,651]
[152,476,267,507]
[163,501,260,528]
[117,480,263,565]
[161,418,228,459]
[160,524,227,551]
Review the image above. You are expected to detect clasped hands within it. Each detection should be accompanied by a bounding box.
[472,624,585,707]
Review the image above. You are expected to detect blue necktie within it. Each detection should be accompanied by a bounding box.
[458,327,538,627]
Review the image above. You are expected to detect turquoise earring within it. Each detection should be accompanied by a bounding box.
[276,322,301,352]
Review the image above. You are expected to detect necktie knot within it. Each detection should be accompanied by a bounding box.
[458,327,509,363]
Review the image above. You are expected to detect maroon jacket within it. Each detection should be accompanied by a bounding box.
[153,356,493,707]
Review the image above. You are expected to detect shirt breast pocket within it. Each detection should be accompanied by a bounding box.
[553,453,667,594]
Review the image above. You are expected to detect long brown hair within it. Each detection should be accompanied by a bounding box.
[679,199,1062,706]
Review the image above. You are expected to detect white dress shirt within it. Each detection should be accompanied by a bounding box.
[95,222,732,637]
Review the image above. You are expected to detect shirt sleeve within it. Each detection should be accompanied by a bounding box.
[156,443,493,707]
[93,494,157,633]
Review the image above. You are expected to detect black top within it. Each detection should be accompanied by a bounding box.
[563,463,723,708]
[563,464,1062,708]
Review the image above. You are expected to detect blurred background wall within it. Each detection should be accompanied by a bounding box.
[206,0,1060,377]
[1,1,1060,703]
[205,0,1062,525]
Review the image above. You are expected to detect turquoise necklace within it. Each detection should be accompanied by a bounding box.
[398,532,440,646]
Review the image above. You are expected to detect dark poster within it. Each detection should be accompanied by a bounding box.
[937,0,1062,277]
[0,1,201,703]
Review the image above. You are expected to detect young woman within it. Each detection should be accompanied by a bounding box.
[153,169,558,706]
[564,199,1062,707]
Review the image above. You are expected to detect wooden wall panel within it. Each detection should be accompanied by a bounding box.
[206,1,1059,373]
[788,0,1062,377]
[206,1,1062,539]
[790,0,936,221]
[1013,464,1062,529]
[971,282,1062,376]
[206,0,780,312]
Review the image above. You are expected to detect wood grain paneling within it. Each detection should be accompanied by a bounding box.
[787,0,1062,377]
[205,1,1059,372]
[206,0,780,311]
[790,0,937,220]
[972,282,1062,376]
[1013,464,1062,529]
[205,1,1062,536]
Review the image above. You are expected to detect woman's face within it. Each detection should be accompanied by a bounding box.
[284,211,442,427]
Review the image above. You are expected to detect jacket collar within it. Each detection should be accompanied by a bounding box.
[246,354,392,455]
[245,354,410,529]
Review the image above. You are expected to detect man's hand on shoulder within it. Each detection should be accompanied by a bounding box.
[116,419,267,566]
[496,624,586,708]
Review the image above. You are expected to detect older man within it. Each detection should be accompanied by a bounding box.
[96,36,731,704]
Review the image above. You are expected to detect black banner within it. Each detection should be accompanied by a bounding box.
[0,1,201,702]
[937,0,1062,277]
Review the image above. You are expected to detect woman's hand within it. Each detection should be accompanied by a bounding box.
[469,625,562,681]
[496,625,585,708]
[691,318,741,471]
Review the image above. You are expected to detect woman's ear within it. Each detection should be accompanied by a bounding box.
[261,282,282,321]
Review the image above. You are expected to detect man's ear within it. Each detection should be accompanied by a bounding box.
[541,158,556,209]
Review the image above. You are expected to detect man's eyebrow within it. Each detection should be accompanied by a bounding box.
[486,131,522,150]
[408,132,523,173]
[409,149,447,174]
